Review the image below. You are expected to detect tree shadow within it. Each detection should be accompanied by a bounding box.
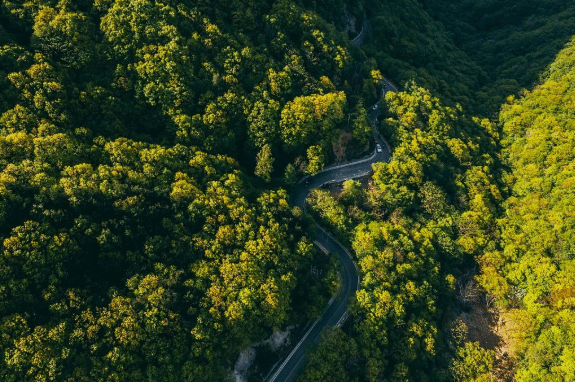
[424,0,575,116]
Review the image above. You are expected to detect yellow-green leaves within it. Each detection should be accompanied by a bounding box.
[32,6,94,68]
[280,91,346,151]
[254,144,274,182]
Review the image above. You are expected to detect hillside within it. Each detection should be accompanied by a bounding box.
[478,36,575,381]
[425,0,575,115]
[0,0,352,379]
[299,4,575,381]
[1,1,574,381]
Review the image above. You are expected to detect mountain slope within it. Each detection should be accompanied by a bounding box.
[478,36,575,381]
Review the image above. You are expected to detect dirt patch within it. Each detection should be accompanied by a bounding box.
[332,130,353,163]
[458,303,501,350]
[331,127,373,165]
[231,327,296,382]
[324,183,344,200]
[456,281,516,381]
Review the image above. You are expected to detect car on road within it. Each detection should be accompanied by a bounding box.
[376,143,382,153]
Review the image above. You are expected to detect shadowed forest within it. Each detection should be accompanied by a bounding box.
[0,0,574,381]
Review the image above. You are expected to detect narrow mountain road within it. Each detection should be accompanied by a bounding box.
[266,79,397,382]
[352,20,372,47]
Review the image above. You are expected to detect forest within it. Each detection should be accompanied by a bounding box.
[0,0,574,381]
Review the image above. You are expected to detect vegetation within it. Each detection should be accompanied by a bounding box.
[305,85,500,380]
[476,36,575,381]
[1,0,575,381]
[363,0,482,109]
[302,1,575,380]
[425,0,575,115]
[0,0,351,379]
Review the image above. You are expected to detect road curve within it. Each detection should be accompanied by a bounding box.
[352,20,372,47]
[267,80,397,382]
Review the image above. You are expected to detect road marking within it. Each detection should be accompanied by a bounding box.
[275,72,395,382]
[317,226,361,291]
[269,233,356,382]
[313,240,329,255]
[318,233,353,331]
[282,352,307,382]
[336,312,350,328]
[267,318,321,382]
[317,146,378,173]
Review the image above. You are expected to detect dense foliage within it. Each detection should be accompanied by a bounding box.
[302,2,575,380]
[0,0,354,379]
[363,0,482,109]
[0,0,362,174]
[1,0,574,381]
[0,140,321,380]
[425,0,575,115]
[304,85,501,381]
[477,37,575,381]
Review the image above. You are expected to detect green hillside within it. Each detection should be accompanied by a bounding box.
[478,37,575,381]
[0,0,352,379]
[425,0,575,115]
[1,0,574,381]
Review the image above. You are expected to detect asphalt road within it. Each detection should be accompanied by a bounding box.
[267,79,396,382]
[290,134,390,210]
[367,78,399,125]
[266,226,358,382]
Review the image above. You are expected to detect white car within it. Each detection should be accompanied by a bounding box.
[376,144,382,153]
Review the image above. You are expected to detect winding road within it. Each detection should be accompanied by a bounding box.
[352,20,372,47]
[266,77,398,382]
